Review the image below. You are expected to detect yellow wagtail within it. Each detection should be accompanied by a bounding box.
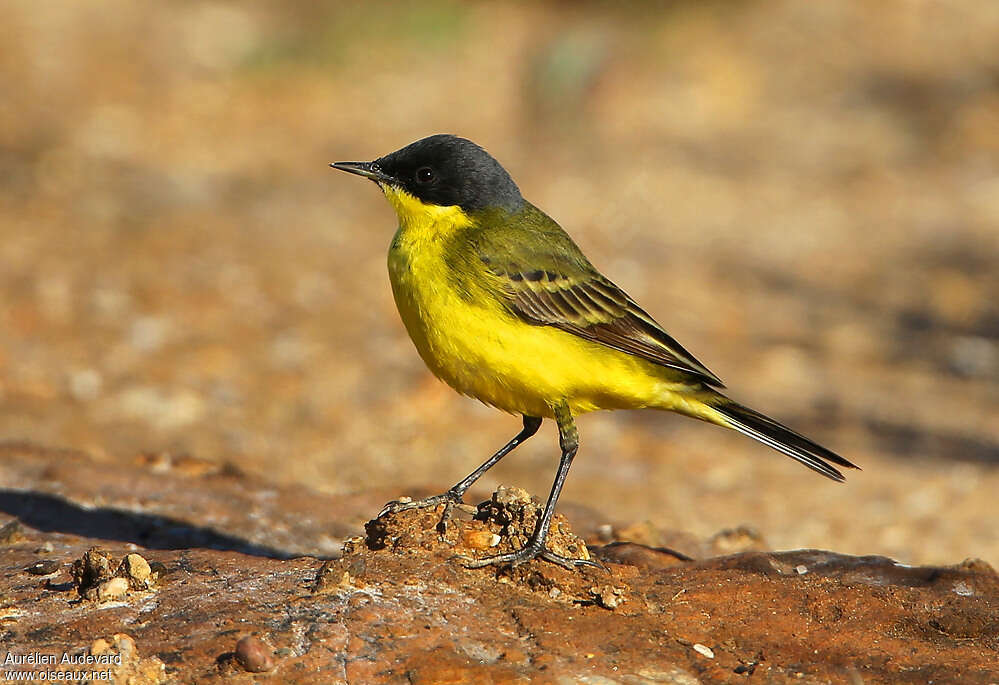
[331,134,858,569]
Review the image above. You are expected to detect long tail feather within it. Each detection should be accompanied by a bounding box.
[711,400,859,482]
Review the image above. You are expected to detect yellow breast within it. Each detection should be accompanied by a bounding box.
[380,185,686,419]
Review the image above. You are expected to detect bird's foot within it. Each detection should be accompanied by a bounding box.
[460,541,604,571]
[378,491,465,535]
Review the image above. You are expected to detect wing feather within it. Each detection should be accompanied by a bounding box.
[496,269,724,387]
[470,203,725,387]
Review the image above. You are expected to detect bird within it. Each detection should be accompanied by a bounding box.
[330,134,858,569]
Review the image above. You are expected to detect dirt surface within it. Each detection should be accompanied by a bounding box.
[2,442,997,684]
[1,1,997,571]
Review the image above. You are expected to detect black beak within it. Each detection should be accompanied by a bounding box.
[329,161,396,184]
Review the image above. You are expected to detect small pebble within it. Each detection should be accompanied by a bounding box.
[795,565,809,575]
[590,585,624,609]
[120,553,152,588]
[72,547,115,593]
[493,486,533,507]
[953,581,974,597]
[462,529,501,550]
[26,559,61,576]
[312,560,356,593]
[106,633,137,662]
[97,577,130,602]
[693,643,714,659]
[235,636,274,673]
[0,520,25,544]
[89,638,111,656]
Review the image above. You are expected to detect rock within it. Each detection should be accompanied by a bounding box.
[69,547,155,601]
[611,520,769,560]
[461,528,501,550]
[706,525,768,555]
[0,519,26,544]
[24,559,61,576]
[96,576,130,602]
[1,441,997,684]
[233,635,275,673]
[362,485,606,605]
[311,558,354,594]
[89,633,167,684]
[71,547,116,600]
[589,583,627,609]
[692,642,715,659]
[593,541,691,570]
[0,441,377,560]
[119,553,153,589]
[472,485,592,566]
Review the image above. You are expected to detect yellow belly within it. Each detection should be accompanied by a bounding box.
[387,234,694,420]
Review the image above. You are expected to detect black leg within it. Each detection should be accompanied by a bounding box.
[463,402,600,569]
[379,415,542,519]
[444,415,543,500]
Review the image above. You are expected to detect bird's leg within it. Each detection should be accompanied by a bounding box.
[464,402,601,570]
[379,416,542,532]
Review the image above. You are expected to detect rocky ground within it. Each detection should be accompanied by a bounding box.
[1,1,997,570]
[2,442,998,684]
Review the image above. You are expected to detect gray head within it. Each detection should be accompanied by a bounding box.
[332,134,523,213]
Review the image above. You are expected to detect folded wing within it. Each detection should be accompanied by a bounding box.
[472,205,724,388]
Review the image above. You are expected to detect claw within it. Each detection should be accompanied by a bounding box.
[541,550,606,571]
[460,549,533,569]
[379,493,456,516]
[377,492,464,535]
[460,543,600,570]
[377,496,415,518]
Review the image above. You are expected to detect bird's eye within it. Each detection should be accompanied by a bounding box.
[416,167,434,184]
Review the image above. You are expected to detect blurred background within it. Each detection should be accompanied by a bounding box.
[1,1,997,566]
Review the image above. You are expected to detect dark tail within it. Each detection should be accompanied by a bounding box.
[711,400,859,482]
